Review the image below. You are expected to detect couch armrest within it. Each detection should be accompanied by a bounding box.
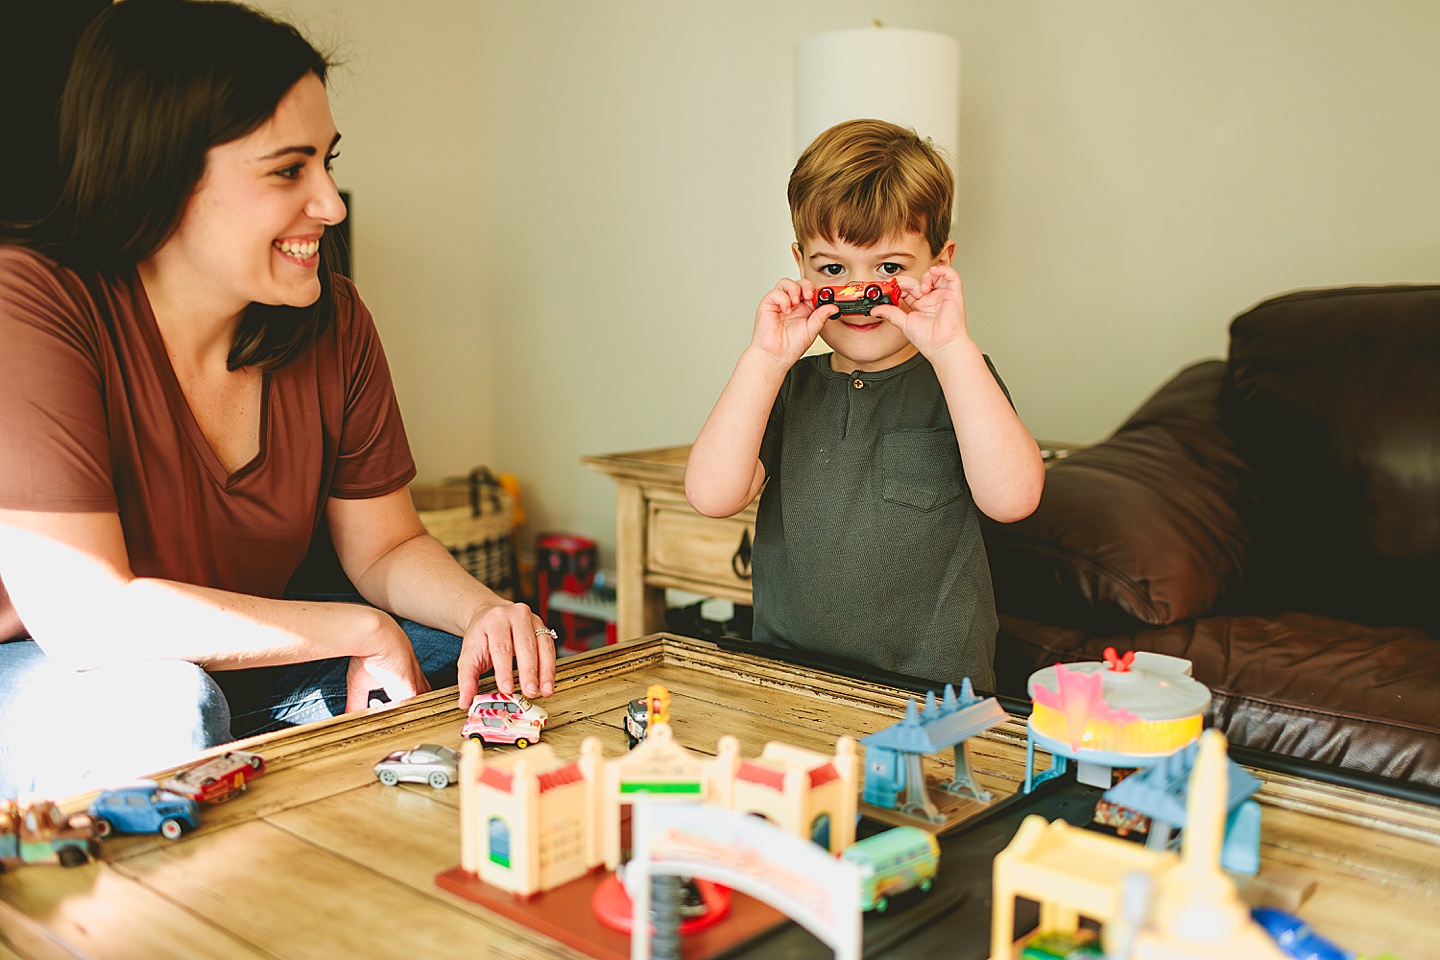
[1222,284,1440,634]
[985,360,1253,628]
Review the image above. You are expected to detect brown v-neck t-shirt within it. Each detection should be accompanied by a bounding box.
[0,246,416,642]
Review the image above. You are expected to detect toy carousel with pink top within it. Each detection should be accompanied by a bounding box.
[1023,648,1212,793]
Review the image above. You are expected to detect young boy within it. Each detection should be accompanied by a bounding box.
[685,119,1044,689]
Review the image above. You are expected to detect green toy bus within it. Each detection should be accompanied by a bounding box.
[840,825,940,912]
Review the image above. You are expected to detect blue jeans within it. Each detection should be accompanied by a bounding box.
[0,606,461,799]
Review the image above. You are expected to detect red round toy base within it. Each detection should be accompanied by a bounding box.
[590,873,731,935]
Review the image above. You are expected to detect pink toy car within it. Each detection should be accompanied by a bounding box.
[813,278,901,317]
[462,692,548,748]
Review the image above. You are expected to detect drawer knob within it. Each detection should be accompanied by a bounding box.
[731,528,753,580]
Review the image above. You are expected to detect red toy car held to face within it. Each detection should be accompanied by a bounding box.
[813,278,901,317]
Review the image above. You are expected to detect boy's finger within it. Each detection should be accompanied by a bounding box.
[893,275,926,301]
[931,264,962,293]
[761,289,789,312]
[870,304,906,328]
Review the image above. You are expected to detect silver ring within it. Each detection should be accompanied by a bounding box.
[535,627,557,639]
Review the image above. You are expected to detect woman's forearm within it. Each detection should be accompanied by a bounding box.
[118,578,399,670]
[0,511,397,670]
[343,530,507,638]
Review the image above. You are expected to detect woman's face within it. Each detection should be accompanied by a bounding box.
[160,73,346,316]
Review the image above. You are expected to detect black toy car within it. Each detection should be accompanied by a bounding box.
[622,697,649,748]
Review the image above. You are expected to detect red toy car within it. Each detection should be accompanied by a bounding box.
[161,750,266,804]
[813,278,901,316]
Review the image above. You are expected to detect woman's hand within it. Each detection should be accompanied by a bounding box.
[751,277,832,366]
[326,490,556,711]
[345,608,429,712]
[456,600,556,709]
[875,265,972,359]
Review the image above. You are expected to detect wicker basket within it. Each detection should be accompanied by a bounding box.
[410,467,519,599]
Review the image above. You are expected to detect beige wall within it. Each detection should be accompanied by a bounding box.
[260,0,1439,568]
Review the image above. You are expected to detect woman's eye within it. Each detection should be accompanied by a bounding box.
[324,152,340,172]
[275,164,303,180]
[819,263,844,277]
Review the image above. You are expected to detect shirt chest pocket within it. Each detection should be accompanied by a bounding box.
[880,429,965,512]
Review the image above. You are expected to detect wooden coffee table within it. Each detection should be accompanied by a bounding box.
[1,635,1437,960]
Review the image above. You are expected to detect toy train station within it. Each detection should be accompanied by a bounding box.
[457,722,859,898]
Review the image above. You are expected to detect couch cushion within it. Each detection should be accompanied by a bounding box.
[984,360,1250,628]
[996,613,1440,788]
[1223,285,1440,633]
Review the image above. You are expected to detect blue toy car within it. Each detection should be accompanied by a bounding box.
[88,782,200,841]
[1250,908,1353,960]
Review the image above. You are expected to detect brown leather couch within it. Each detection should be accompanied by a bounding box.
[984,285,1440,789]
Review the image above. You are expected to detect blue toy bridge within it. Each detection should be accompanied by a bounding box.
[860,680,1006,823]
[1101,738,1263,875]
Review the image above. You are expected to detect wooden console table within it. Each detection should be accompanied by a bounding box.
[1,635,1437,960]
[582,446,757,640]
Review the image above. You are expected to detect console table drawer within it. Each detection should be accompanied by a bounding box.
[646,503,755,595]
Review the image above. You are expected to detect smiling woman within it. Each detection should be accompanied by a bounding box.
[148,73,346,320]
[0,0,556,799]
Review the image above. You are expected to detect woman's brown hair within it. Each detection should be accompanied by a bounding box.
[2,0,343,371]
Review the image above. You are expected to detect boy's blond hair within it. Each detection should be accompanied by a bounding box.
[788,118,953,257]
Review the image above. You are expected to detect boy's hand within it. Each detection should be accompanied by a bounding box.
[752,278,833,366]
[875,265,972,359]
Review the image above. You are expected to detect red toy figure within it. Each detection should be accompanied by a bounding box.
[1103,647,1136,673]
[537,533,597,597]
[536,532,613,654]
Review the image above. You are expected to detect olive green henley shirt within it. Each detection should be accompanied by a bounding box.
[753,351,1003,689]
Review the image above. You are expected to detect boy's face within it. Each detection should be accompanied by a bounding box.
[792,230,955,373]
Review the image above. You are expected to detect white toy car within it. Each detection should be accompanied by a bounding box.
[373,744,461,789]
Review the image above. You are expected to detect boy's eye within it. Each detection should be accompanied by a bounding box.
[818,263,844,277]
[878,262,904,276]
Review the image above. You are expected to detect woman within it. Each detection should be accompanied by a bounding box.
[0,0,554,797]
